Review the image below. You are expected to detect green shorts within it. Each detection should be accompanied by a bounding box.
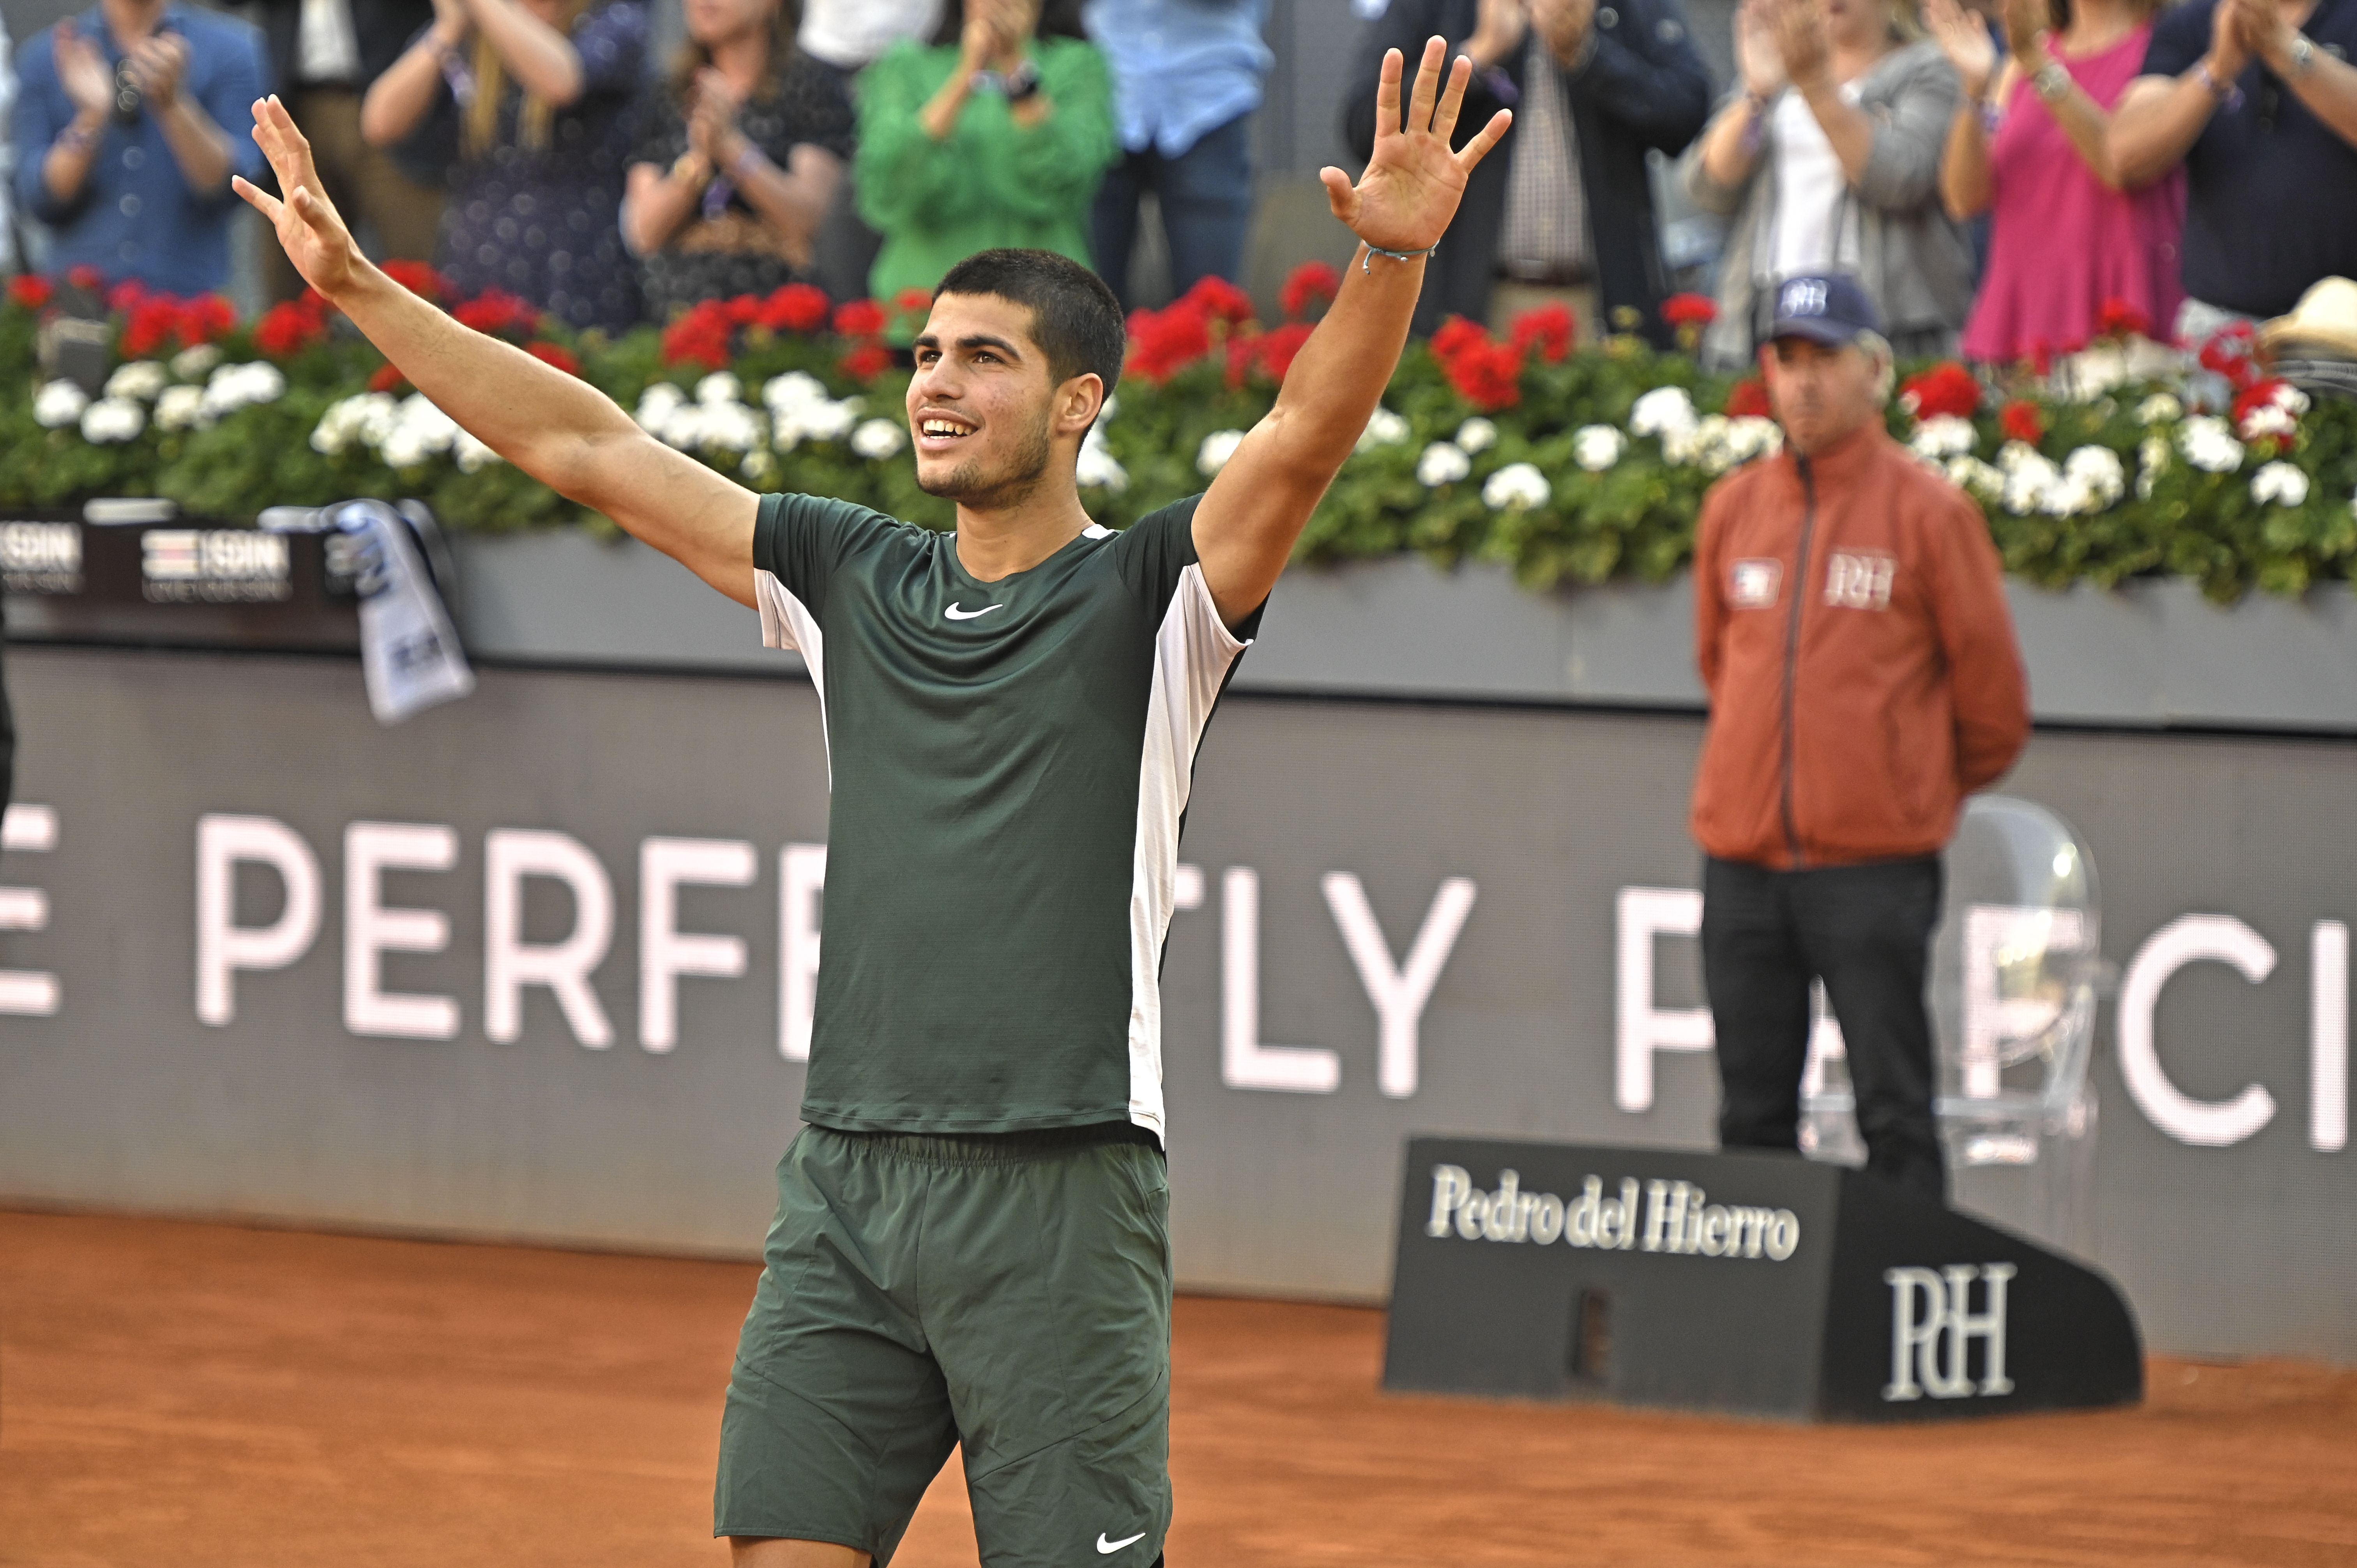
[715,1124,1172,1566]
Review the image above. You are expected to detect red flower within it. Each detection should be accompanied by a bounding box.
[454,289,539,337]
[65,264,104,293]
[661,300,734,369]
[525,341,582,376]
[2028,337,2055,378]
[1180,274,1254,325]
[178,294,237,348]
[1724,377,1772,418]
[1509,302,1575,364]
[254,297,330,358]
[7,275,53,310]
[106,279,148,313]
[122,296,187,358]
[1429,314,1488,366]
[1125,300,1212,383]
[1442,338,1525,411]
[1224,322,1315,388]
[2232,378,2297,445]
[380,260,446,301]
[839,342,892,381]
[832,299,887,338]
[724,293,763,326]
[2096,298,2150,341]
[1999,399,2045,446]
[2197,323,2260,390]
[1898,360,1981,420]
[1279,261,1340,321]
[893,288,934,316]
[1661,292,1717,330]
[758,282,830,334]
[368,362,408,393]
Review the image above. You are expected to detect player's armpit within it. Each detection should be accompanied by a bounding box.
[1191,408,1336,630]
[560,427,763,608]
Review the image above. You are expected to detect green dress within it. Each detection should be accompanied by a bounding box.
[853,38,1118,301]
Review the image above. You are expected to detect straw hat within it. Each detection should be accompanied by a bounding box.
[2260,277,2357,361]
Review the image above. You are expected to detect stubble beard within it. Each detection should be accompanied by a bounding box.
[918,407,1055,511]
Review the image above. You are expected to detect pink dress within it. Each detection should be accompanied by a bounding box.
[1961,26,2187,364]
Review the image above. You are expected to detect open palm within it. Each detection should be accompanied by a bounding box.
[1321,38,1512,256]
[231,95,366,300]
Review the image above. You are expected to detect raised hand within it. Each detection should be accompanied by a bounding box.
[53,22,116,122]
[128,32,191,113]
[1531,0,1598,64]
[2207,0,2254,80]
[1466,0,1530,66]
[1320,38,1512,256]
[1735,0,1788,98]
[1998,0,2051,70]
[1774,0,1832,92]
[233,96,366,300]
[1923,0,1998,100]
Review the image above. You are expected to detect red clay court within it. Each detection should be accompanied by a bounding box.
[2,1208,2352,1568]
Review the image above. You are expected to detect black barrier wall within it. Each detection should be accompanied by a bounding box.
[0,646,2350,1361]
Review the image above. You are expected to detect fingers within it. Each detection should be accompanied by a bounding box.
[1433,52,1474,144]
[1454,107,1514,172]
[230,173,283,223]
[1375,46,1403,137]
[1406,35,1447,134]
[1318,166,1359,224]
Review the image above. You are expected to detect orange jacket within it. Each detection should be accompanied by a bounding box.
[1690,423,2030,869]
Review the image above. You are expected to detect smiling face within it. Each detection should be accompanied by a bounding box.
[906,292,1103,510]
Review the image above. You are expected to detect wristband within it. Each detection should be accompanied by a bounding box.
[2193,59,2244,108]
[57,120,103,155]
[1362,242,1436,272]
[2032,59,2073,102]
[2289,34,2317,77]
[1002,59,1041,102]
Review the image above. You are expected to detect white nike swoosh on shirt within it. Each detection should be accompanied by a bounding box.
[944,602,1004,621]
[1097,1533,1146,1554]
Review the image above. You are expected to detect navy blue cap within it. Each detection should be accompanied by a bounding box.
[1767,273,1883,346]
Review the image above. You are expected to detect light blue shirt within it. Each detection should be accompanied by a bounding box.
[1085,0,1272,159]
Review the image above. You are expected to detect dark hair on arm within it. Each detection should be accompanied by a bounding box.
[934,248,1127,397]
[929,0,1090,47]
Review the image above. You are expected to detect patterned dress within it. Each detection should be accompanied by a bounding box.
[633,50,856,322]
[431,0,647,334]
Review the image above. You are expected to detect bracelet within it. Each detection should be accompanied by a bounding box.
[1979,99,2004,135]
[2193,59,2244,109]
[1362,242,1436,272]
[56,120,102,155]
[2289,34,2317,77]
[2031,59,2073,103]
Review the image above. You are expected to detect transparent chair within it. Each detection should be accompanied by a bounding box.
[1798,796,2106,1257]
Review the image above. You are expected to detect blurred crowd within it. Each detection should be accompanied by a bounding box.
[2,0,2355,366]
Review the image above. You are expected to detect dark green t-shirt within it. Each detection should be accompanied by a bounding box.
[754,493,1258,1143]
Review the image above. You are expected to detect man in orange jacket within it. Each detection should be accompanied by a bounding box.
[1690,272,2030,1200]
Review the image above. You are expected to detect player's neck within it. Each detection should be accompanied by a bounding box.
[952,486,1096,583]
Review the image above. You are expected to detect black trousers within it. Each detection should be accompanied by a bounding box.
[1701,855,1947,1200]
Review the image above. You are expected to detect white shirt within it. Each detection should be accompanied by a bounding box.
[798,0,941,71]
[297,0,363,84]
[1766,83,1863,283]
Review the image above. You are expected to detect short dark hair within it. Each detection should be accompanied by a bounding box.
[934,249,1126,399]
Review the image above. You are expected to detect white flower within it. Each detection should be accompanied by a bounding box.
[1416,441,1473,487]
[378,392,460,468]
[104,360,170,402]
[379,426,432,470]
[2251,461,2310,508]
[2271,383,2311,415]
[1947,456,2005,501]
[634,381,687,431]
[762,372,828,414]
[394,393,459,452]
[2179,415,2244,474]
[2064,445,2127,505]
[1454,417,1498,454]
[1196,428,1247,475]
[452,427,503,474]
[79,396,145,443]
[2055,344,2127,401]
[693,401,765,454]
[1629,385,1699,440]
[1481,461,1550,510]
[2040,473,2099,517]
[775,398,860,449]
[170,343,222,381]
[199,361,286,420]
[1572,424,1626,473]
[2239,403,2297,441]
[1720,416,1781,470]
[851,417,906,459]
[696,371,743,406]
[154,383,209,433]
[33,380,89,428]
[741,448,779,486]
[2000,447,2063,515]
[1077,426,1127,492]
[2136,394,2182,425]
[1098,394,1119,424]
[1909,415,1977,460]
[1356,406,1410,452]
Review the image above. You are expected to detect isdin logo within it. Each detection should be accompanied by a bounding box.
[1882,1263,2017,1401]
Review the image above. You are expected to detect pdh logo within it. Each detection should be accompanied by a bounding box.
[1881,1263,2017,1401]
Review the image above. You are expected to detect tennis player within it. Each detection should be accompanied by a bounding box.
[237,37,1505,1567]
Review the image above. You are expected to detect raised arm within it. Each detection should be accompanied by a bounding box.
[236,95,759,606]
[2110,0,2246,188]
[1194,38,1510,627]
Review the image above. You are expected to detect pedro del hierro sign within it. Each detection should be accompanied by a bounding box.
[1385,1139,2143,1423]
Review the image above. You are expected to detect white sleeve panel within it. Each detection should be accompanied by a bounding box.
[754,567,833,787]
